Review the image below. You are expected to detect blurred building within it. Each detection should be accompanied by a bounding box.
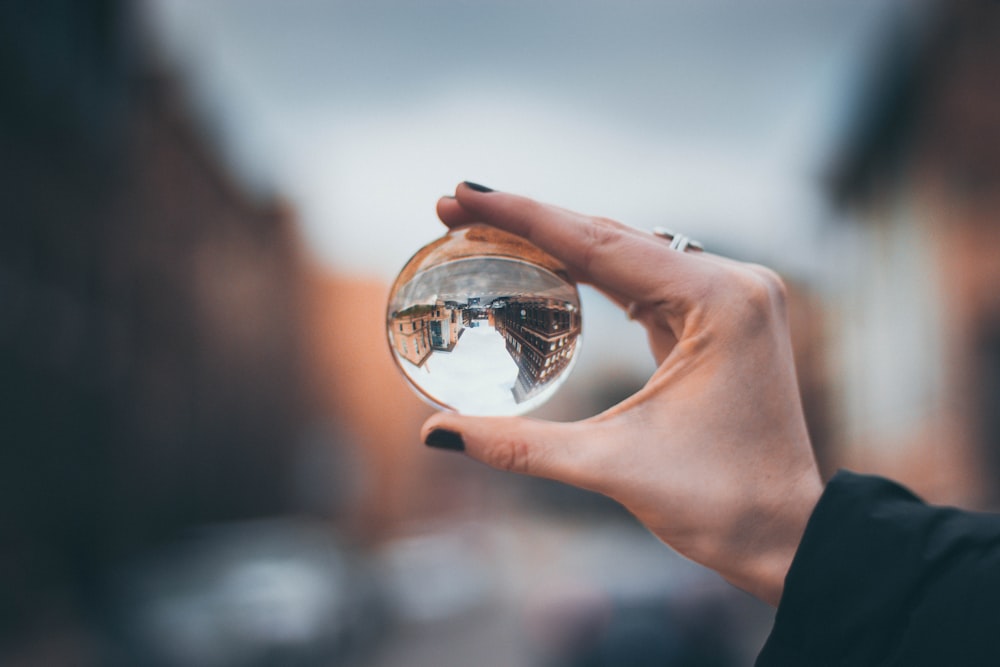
[305,271,458,535]
[1,2,392,664]
[826,0,1000,505]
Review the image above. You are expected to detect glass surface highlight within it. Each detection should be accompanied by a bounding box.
[387,224,582,416]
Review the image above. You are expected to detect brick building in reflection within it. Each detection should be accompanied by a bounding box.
[389,302,462,368]
[494,298,581,403]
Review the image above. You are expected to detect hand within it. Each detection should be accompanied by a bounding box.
[421,182,823,605]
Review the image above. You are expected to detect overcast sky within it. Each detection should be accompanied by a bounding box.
[142,0,901,383]
[144,0,899,272]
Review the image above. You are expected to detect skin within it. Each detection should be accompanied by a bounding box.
[422,182,824,606]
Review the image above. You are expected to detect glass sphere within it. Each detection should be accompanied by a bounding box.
[386,224,582,416]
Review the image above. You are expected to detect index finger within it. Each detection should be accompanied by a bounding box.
[439,183,710,304]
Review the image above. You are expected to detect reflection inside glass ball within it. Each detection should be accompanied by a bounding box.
[387,224,582,416]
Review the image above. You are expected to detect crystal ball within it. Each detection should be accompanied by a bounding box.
[386,224,582,416]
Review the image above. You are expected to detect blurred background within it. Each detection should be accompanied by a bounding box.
[4,0,1000,664]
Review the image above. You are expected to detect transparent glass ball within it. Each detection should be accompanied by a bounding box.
[386,224,582,416]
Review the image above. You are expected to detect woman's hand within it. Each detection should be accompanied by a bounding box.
[421,182,823,606]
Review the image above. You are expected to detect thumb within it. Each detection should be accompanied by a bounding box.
[421,413,606,489]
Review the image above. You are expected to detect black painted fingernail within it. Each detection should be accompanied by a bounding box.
[463,181,494,193]
[425,429,465,451]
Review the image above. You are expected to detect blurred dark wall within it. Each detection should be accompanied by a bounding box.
[1,0,309,645]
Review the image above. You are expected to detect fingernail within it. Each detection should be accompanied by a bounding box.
[425,429,465,451]
[463,181,494,193]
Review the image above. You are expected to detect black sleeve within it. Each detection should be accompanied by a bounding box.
[755,470,1000,667]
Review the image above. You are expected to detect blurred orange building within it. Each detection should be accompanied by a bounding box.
[302,272,495,537]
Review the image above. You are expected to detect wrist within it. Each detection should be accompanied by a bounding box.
[717,467,824,606]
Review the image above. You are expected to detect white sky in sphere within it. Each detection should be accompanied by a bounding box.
[402,327,520,416]
[400,326,578,416]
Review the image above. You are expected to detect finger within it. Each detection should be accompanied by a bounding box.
[436,195,477,228]
[451,183,712,306]
[420,412,613,493]
[441,196,649,313]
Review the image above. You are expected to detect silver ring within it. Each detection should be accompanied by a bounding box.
[652,226,703,252]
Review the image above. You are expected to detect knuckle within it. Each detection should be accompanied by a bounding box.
[578,217,622,273]
[750,265,789,303]
[486,436,533,474]
[723,265,788,327]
